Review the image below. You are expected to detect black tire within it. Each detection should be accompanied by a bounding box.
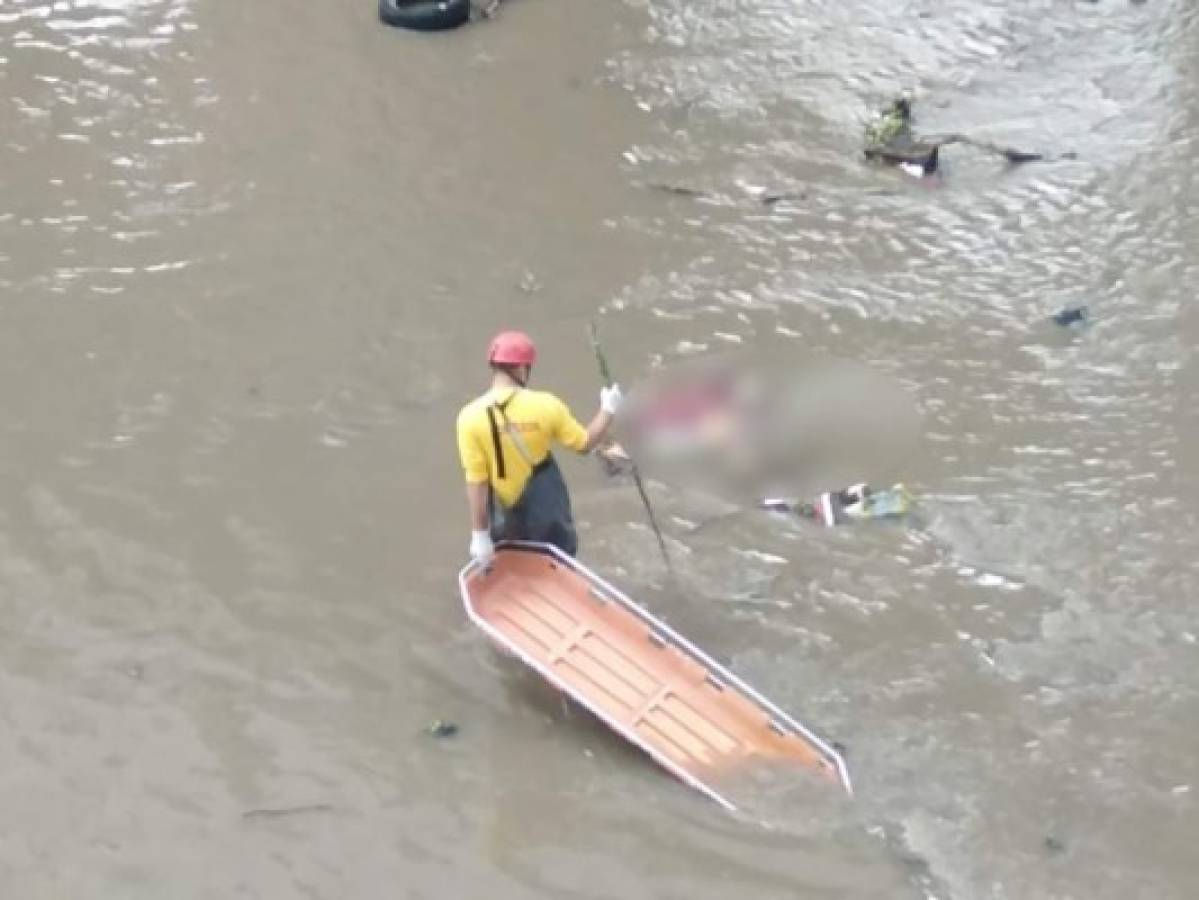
[379,0,470,31]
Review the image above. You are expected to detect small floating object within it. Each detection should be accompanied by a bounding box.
[764,483,914,526]
[427,719,459,738]
[846,483,914,521]
[761,191,807,206]
[242,803,334,820]
[646,182,710,199]
[1050,306,1088,327]
[459,541,851,809]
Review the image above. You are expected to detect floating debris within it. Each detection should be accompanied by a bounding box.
[517,270,542,294]
[864,98,940,175]
[646,182,710,199]
[427,719,459,738]
[1050,306,1088,327]
[864,96,1058,176]
[1043,835,1066,855]
[762,191,807,206]
[243,803,334,820]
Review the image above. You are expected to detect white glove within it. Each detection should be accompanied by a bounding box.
[469,529,495,568]
[600,383,623,416]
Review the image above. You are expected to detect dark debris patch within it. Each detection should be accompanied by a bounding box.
[427,719,459,738]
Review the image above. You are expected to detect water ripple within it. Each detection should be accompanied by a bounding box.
[0,0,216,298]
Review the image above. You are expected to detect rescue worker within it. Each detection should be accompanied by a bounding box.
[457,330,623,567]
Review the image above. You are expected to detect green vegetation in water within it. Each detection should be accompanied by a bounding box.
[864,98,914,151]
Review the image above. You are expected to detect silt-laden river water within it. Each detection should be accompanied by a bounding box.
[0,1,1196,897]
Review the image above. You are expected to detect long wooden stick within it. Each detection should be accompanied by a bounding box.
[589,321,674,573]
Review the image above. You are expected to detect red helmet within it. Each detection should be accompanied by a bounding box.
[487,330,537,366]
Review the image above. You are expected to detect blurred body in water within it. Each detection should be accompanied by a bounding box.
[616,353,921,503]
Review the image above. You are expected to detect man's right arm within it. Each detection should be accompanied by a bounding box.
[458,410,495,565]
[465,480,490,531]
[457,408,492,529]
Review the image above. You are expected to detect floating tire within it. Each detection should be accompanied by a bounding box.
[379,0,470,31]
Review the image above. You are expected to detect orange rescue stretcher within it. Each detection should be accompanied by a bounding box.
[459,541,852,809]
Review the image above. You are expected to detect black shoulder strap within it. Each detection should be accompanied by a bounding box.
[486,405,506,480]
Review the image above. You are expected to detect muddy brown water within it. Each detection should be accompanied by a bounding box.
[1,0,1196,897]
